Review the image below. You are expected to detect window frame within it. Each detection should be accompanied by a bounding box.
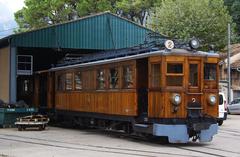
[150,62,161,89]
[56,73,66,91]
[96,68,106,90]
[108,66,120,90]
[17,55,33,75]
[189,64,198,87]
[166,62,184,87]
[74,71,82,90]
[65,72,73,91]
[122,64,135,89]
[188,60,202,90]
[204,63,217,81]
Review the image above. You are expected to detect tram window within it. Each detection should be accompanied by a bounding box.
[204,63,216,80]
[57,74,65,91]
[189,64,198,86]
[167,63,183,73]
[66,73,73,90]
[74,71,82,90]
[109,67,119,89]
[97,69,105,89]
[151,64,161,88]
[166,63,183,86]
[123,66,134,88]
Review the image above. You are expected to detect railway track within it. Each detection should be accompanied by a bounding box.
[0,131,239,157]
[0,134,195,157]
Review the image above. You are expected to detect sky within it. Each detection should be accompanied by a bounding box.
[0,0,25,38]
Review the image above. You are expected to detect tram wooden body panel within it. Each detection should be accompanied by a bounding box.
[35,50,219,120]
[55,91,137,116]
[52,60,138,116]
[147,55,219,118]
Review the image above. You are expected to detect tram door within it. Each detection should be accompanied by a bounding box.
[137,59,148,117]
[34,72,55,112]
[187,60,202,105]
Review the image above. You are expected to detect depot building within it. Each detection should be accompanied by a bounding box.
[0,12,157,106]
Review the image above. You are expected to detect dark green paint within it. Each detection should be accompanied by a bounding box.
[11,13,155,50]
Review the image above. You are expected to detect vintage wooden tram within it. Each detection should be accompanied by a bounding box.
[34,39,219,143]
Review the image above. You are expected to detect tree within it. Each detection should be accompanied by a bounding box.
[148,0,235,50]
[224,0,240,36]
[115,0,158,26]
[14,0,118,32]
[15,0,77,32]
[15,0,158,32]
[76,0,116,16]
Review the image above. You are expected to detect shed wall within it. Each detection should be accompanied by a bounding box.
[11,13,153,50]
[0,46,10,102]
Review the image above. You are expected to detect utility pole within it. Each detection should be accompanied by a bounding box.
[227,23,231,104]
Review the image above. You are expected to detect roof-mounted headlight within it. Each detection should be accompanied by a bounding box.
[189,38,200,49]
[208,94,217,106]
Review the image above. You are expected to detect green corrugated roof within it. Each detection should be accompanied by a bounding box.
[10,12,159,50]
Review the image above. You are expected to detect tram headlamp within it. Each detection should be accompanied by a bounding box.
[189,38,200,49]
[170,93,181,106]
[208,94,217,106]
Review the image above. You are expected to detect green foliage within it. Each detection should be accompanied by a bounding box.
[14,9,29,33]
[224,0,240,36]
[76,0,116,16]
[14,0,76,31]
[148,0,235,50]
[14,0,157,32]
[116,0,155,25]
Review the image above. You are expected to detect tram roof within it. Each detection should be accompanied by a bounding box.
[48,48,219,72]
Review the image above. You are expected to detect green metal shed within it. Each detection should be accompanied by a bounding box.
[11,12,158,50]
[0,12,161,104]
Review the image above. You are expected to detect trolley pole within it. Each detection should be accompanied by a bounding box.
[227,23,231,104]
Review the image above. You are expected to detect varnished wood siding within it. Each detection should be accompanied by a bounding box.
[47,72,55,109]
[202,92,219,117]
[33,75,40,107]
[148,92,187,118]
[55,91,137,116]
[148,55,219,118]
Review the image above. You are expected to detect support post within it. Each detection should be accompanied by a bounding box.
[9,46,17,103]
[227,23,231,104]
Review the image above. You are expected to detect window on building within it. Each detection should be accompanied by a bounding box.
[97,69,105,89]
[166,63,183,86]
[123,66,134,88]
[17,55,33,75]
[66,73,73,90]
[204,63,217,80]
[74,71,82,90]
[189,64,198,86]
[109,67,119,89]
[151,64,161,88]
[57,74,65,91]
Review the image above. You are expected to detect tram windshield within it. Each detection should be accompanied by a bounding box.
[204,63,217,80]
[189,64,198,87]
[166,63,183,86]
